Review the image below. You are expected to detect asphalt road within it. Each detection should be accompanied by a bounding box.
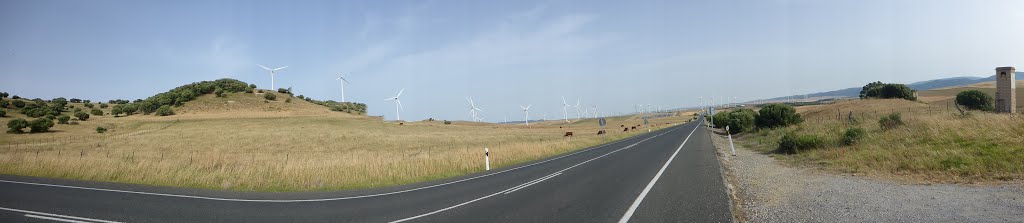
[0,118,732,223]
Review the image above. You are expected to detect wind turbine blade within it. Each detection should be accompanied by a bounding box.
[341,77,350,84]
[520,105,527,110]
[396,88,404,97]
[257,64,271,71]
[397,99,403,110]
[526,104,532,110]
[273,66,288,71]
[562,96,567,105]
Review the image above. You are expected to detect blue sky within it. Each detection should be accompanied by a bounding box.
[1,0,1022,121]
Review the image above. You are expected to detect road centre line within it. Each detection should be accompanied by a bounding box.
[617,118,703,223]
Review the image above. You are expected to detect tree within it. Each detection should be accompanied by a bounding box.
[155,105,174,116]
[51,97,68,110]
[12,100,25,108]
[91,108,103,116]
[111,105,123,117]
[7,118,29,133]
[57,115,71,124]
[859,81,916,101]
[955,90,994,111]
[69,98,82,103]
[28,118,54,133]
[99,103,108,108]
[84,103,94,108]
[264,92,277,101]
[75,111,90,121]
[859,81,884,99]
[0,110,5,117]
[726,109,758,134]
[122,104,138,115]
[0,100,8,108]
[756,104,802,129]
[0,92,7,98]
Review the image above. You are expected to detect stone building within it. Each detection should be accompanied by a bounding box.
[996,67,1016,113]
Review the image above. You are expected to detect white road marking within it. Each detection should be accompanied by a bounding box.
[618,118,703,223]
[504,172,561,194]
[25,214,92,223]
[0,127,665,203]
[0,206,121,223]
[391,123,690,222]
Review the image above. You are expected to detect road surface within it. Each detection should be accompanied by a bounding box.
[0,118,732,222]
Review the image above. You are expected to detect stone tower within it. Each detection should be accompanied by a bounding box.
[996,67,1016,113]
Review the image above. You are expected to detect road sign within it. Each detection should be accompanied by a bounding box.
[599,118,607,127]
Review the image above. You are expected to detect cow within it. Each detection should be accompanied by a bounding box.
[563,132,574,137]
[631,126,637,130]
[399,123,404,125]
[620,125,625,128]
[597,130,606,135]
[623,127,629,132]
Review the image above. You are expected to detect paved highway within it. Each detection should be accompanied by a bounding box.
[0,118,732,222]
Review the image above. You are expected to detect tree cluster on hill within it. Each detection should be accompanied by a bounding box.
[108,78,252,117]
[955,90,994,111]
[709,104,802,134]
[859,81,917,101]
[302,97,367,115]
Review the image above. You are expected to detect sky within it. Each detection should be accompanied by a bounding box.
[1,0,1022,121]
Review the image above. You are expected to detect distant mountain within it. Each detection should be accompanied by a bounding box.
[761,73,1019,102]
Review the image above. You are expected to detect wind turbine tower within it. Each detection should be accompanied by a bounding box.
[257,64,288,90]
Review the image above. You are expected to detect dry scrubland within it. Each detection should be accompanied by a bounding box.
[739,98,1024,183]
[0,92,691,191]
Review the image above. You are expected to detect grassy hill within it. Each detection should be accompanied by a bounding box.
[735,84,1024,183]
[0,82,695,191]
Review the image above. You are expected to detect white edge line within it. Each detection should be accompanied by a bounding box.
[391,123,692,222]
[0,123,687,203]
[25,214,92,223]
[0,206,121,223]
[618,118,702,223]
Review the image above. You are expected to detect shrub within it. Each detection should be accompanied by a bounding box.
[879,113,903,131]
[249,84,257,89]
[45,114,56,120]
[12,95,20,99]
[0,92,7,98]
[70,98,82,103]
[84,103,94,108]
[264,92,277,100]
[99,103,108,108]
[51,97,67,110]
[214,88,225,97]
[155,105,174,116]
[75,111,90,121]
[257,89,264,93]
[0,100,7,108]
[859,81,916,101]
[0,110,5,117]
[444,120,452,125]
[96,127,107,133]
[297,95,305,100]
[7,118,29,133]
[756,104,802,129]
[285,98,292,103]
[955,90,994,111]
[91,108,103,116]
[57,115,71,124]
[842,127,866,146]
[278,87,292,95]
[778,132,823,154]
[12,100,25,108]
[712,111,730,128]
[726,109,757,134]
[28,118,54,133]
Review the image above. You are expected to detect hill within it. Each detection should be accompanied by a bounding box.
[758,74,1016,102]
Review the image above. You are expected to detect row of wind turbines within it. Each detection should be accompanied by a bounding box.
[256,63,630,123]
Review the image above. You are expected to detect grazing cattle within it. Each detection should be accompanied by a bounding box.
[399,123,404,125]
[597,130,606,135]
[631,126,637,130]
[563,132,574,137]
[620,125,625,127]
[623,128,629,132]
[559,126,563,129]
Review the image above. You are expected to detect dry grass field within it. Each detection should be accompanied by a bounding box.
[738,97,1024,183]
[0,92,693,191]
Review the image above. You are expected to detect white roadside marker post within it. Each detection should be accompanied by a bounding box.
[727,126,736,156]
[485,148,490,171]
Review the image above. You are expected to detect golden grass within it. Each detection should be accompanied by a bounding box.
[0,93,691,191]
[739,99,1024,183]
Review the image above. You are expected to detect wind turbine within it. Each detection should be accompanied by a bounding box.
[385,89,404,121]
[335,73,351,102]
[561,97,571,123]
[574,98,582,120]
[520,104,532,126]
[257,64,288,90]
[467,97,483,122]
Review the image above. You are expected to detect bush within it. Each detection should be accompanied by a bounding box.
[214,88,225,97]
[12,95,20,99]
[96,127,107,133]
[879,113,903,131]
[249,84,257,89]
[70,98,82,103]
[0,110,4,117]
[842,127,866,146]
[28,118,54,133]
[278,87,292,95]
[155,105,174,116]
[75,111,90,121]
[12,100,25,108]
[45,114,56,120]
[955,90,994,111]
[778,132,823,154]
[7,118,29,133]
[726,109,757,134]
[264,92,277,100]
[51,97,68,110]
[84,103,94,108]
[285,98,292,103]
[57,115,71,124]
[91,108,103,116]
[859,81,916,101]
[99,103,108,108]
[444,120,452,125]
[0,100,7,108]
[756,104,802,129]
[712,111,730,128]
[0,92,7,98]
